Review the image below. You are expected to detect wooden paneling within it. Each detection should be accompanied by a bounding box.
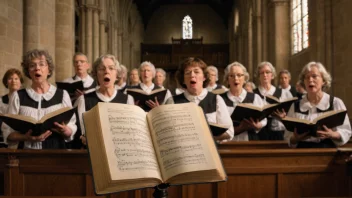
[0,143,351,198]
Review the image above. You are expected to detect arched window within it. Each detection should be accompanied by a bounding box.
[292,0,309,54]
[182,15,193,39]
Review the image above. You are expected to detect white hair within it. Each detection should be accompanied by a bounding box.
[255,61,277,78]
[155,68,166,77]
[298,61,332,91]
[223,62,250,86]
[206,65,219,81]
[139,61,156,78]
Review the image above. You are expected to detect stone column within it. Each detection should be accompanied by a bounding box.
[93,8,100,61]
[271,0,290,74]
[85,5,93,64]
[23,0,56,84]
[253,0,263,71]
[99,0,107,55]
[79,5,86,53]
[55,0,75,81]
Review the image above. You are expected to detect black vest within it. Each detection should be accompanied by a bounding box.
[172,92,217,114]
[17,89,66,149]
[72,76,97,91]
[220,91,255,107]
[254,87,282,100]
[294,94,334,115]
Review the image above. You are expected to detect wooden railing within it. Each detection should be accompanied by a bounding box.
[0,142,351,198]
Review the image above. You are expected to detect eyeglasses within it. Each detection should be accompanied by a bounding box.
[28,62,48,71]
[305,74,321,80]
[97,65,116,72]
[259,71,272,75]
[229,73,244,78]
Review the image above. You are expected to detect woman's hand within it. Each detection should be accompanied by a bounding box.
[25,130,52,142]
[316,125,341,140]
[272,109,286,119]
[146,97,160,109]
[290,128,310,144]
[244,118,262,131]
[52,122,72,138]
[80,135,87,146]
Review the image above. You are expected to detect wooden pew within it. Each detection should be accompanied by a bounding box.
[0,142,351,198]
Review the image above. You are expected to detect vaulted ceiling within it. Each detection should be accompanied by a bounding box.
[133,0,234,29]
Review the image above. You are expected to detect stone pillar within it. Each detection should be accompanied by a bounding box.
[253,0,263,73]
[271,0,290,74]
[55,0,75,81]
[23,0,56,84]
[85,6,93,64]
[93,8,100,61]
[80,5,86,53]
[99,0,107,55]
[117,30,123,62]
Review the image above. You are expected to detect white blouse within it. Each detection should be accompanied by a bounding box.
[139,83,172,104]
[63,75,96,94]
[257,85,292,131]
[166,89,234,140]
[74,89,134,135]
[3,85,77,149]
[225,89,267,141]
[284,92,351,147]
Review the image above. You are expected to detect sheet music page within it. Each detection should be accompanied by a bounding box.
[98,103,162,181]
[147,103,216,181]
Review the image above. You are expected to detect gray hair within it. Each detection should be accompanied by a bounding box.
[156,68,166,77]
[223,62,250,86]
[255,61,277,78]
[206,65,219,81]
[139,61,156,78]
[119,64,128,81]
[244,81,256,90]
[279,69,291,79]
[72,52,88,63]
[91,54,121,85]
[298,61,332,91]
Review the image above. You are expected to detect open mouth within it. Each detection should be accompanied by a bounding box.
[234,83,239,86]
[190,80,196,85]
[35,74,41,78]
[104,77,110,82]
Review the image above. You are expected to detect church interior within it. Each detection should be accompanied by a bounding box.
[1,0,352,197]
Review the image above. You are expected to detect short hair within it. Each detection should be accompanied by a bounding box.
[2,68,24,89]
[21,49,55,79]
[156,68,166,77]
[255,61,276,79]
[279,69,291,79]
[176,57,209,88]
[139,61,156,78]
[119,64,128,81]
[72,52,88,63]
[206,66,219,81]
[91,54,122,85]
[244,81,256,90]
[223,62,250,86]
[298,61,332,91]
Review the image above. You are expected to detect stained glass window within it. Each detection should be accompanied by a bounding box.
[182,15,192,39]
[292,0,309,54]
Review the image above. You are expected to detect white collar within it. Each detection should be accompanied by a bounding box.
[116,82,127,90]
[299,92,330,111]
[96,89,118,102]
[258,85,275,96]
[227,89,247,102]
[184,89,208,102]
[280,85,291,91]
[26,84,57,102]
[140,83,155,91]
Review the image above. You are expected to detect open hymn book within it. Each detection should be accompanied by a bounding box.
[83,102,227,195]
